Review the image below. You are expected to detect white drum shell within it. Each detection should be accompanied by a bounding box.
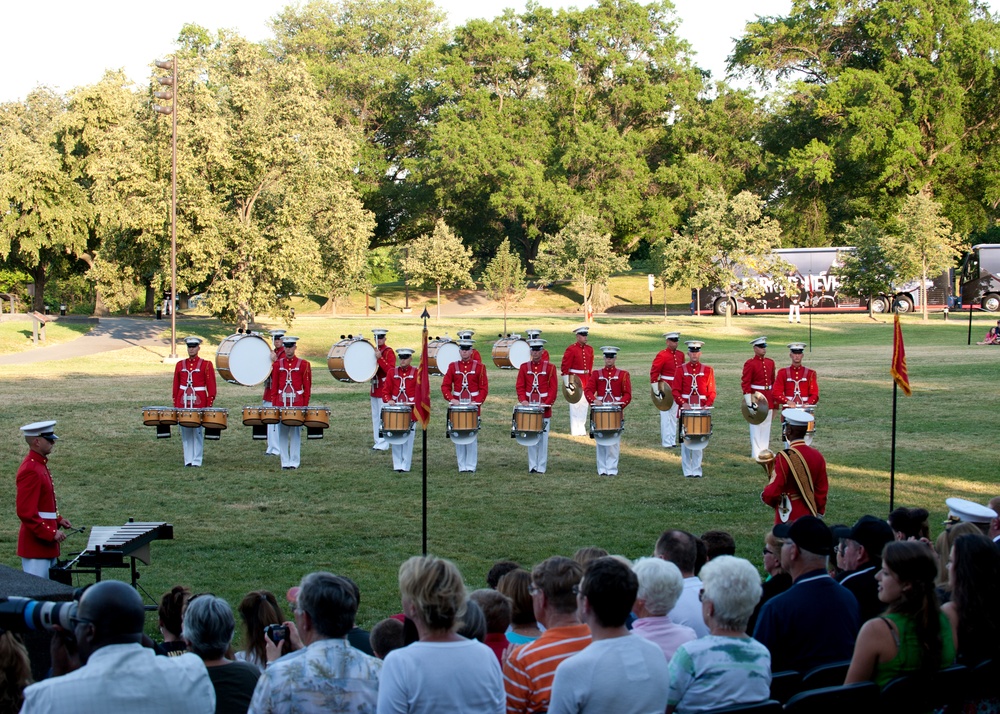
[428,340,461,376]
[216,334,272,386]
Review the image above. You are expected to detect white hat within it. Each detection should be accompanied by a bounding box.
[457,339,475,348]
[526,329,542,338]
[750,336,768,347]
[685,340,704,351]
[372,328,388,337]
[21,421,59,439]
[270,329,286,339]
[457,330,475,339]
[396,348,415,358]
[600,346,620,357]
[788,342,806,352]
[528,339,547,349]
[783,408,815,427]
[573,325,589,335]
[184,336,203,346]
[945,497,997,525]
[283,336,300,345]
[663,332,680,341]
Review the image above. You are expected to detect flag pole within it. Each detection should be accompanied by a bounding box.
[889,312,911,512]
[417,307,431,556]
[889,381,898,511]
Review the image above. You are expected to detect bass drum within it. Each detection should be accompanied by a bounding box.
[427,339,460,376]
[216,334,272,386]
[492,336,530,370]
[327,339,378,383]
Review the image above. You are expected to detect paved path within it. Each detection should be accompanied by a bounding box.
[0,317,168,365]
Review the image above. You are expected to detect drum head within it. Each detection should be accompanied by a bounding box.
[594,433,622,446]
[219,335,272,386]
[683,434,710,450]
[515,433,542,447]
[507,340,531,369]
[344,340,378,382]
[450,431,478,445]
[434,341,461,375]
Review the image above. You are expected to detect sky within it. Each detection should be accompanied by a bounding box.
[1,0,796,104]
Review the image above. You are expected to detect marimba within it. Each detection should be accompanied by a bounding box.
[51,520,173,589]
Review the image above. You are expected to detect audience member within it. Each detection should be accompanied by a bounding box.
[0,632,32,714]
[183,595,260,714]
[287,578,376,656]
[369,618,405,660]
[989,496,1000,544]
[667,556,771,713]
[753,516,861,673]
[470,589,513,663]
[944,497,997,536]
[830,524,850,579]
[236,591,288,668]
[630,557,696,662]
[693,538,708,577]
[155,585,192,657]
[942,533,1000,666]
[834,516,895,622]
[700,531,736,561]
[888,507,930,541]
[548,558,668,714]
[746,529,792,634]
[458,599,488,642]
[844,541,956,687]
[487,560,522,589]
[571,546,608,568]
[933,522,981,601]
[497,569,541,644]
[378,555,503,713]
[21,580,215,713]
[503,556,590,714]
[654,530,708,637]
[250,572,382,713]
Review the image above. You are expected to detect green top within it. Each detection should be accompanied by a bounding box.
[874,611,956,687]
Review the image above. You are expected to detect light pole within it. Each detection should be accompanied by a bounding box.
[153,57,178,359]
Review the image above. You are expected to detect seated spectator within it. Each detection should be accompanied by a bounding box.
[830,524,849,579]
[0,631,32,714]
[183,595,260,714]
[155,585,192,656]
[236,591,289,669]
[378,555,503,713]
[746,529,792,634]
[942,533,1000,666]
[655,530,708,637]
[286,579,374,655]
[369,618,405,660]
[888,507,930,541]
[572,546,608,568]
[933,522,981,603]
[470,589,513,663]
[667,556,771,713]
[497,569,541,644]
[487,560,522,589]
[834,516,895,622]
[458,599,487,642]
[548,557,669,713]
[630,557,696,662]
[700,531,736,561]
[976,319,1000,344]
[21,580,215,713]
[249,572,382,713]
[845,541,956,687]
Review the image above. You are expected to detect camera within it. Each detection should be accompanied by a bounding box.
[265,623,289,644]
[0,597,78,634]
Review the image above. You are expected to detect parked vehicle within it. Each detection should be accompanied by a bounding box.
[959,243,1000,312]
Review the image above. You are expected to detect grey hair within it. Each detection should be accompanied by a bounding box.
[632,557,685,616]
[699,556,762,631]
[182,595,235,659]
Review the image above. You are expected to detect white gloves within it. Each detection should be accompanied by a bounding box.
[651,382,661,397]
[563,375,571,388]
[744,393,755,409]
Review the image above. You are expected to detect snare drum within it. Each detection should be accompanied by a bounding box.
[280,407,307,426]
[590,404,624,445]
[142,407,162,426]
[492,336,530,370]
[304,406,331,429]
[512,405,545,446]
[260,407,281,425]
[216,334,272,386]
[157,407,178,426]
[680,408,713,450]
[427,339,460,376]
[447,404,480,445]
[177,408,203,428]
[380,404,414,444]
[327,338,378,383]
[201,408,228,430]
[242,406,264,426]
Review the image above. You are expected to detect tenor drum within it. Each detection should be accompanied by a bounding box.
[492,336,530,370]
[427,339,461,376]
[447,404,480,445]
[177,408,203,428]
[304,406,331,429]
[157,407,178,426]
[512,405,545,447]
[590,404,624,446]
[680,408,713,450]
[380,404,414,444]
[327,338,378,383]
[280,407,307,426]
[215,334,272,386]
[142,407,162,426]
[260,407,281,425]
[201,408,228,430]
[242,406,263,426]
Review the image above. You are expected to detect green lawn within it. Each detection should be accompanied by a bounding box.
[1,312,997,645]
[0,320,93,354]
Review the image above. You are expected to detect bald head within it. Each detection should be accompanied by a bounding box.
[76,581,145,661]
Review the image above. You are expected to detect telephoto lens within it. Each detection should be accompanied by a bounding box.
[0,597,78,633]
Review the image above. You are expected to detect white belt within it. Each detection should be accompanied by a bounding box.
[38,511,57,519]
[187,386,207,392]
[658,375,675,381]
[452,390,480,396]
[569,368,587,374]
[751,384,771,390]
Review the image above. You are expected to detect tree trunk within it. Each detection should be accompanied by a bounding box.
[145,284,156,313]
[30,264,47,312]
[78,253,109,317]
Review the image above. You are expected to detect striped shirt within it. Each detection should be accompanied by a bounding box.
[503,623,591,713]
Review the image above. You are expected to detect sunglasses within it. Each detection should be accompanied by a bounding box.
[459,347,472,351]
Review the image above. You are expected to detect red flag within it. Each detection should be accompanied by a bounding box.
[413,326,431,428]
[891,313,912,396]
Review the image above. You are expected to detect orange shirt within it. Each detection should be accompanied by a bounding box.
[502,623,591,713]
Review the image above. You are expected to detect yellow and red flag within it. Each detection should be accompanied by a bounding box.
[413,326,432,428]
[891,313,912,396]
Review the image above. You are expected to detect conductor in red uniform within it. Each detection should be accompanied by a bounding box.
[16,420,72,579]
[773,342,819,446]
[382,347,417,472]
[672,340,716,478]
[561,325,594,436]
[585,346,632,476]
[762,409,828,524]
[370,328,395,452]
[516,339,559,473]
[650,331,685,448]
[742,336,776,460]
[173,336,217,467]
[442,339,489,473]
[268,336,312,470]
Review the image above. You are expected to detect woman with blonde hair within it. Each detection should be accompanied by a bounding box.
[378,555,504,713]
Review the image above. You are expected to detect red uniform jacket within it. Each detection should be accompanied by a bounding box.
[742,355,777,408]
[16,451,61,559]
[773,366,819,407]
[585,367,632,408]
[383,365,417,422]
[516,360,558,417]
[442,359,489,410]
[371,344,396,398]
[269,356,312,407]
[263,344,285,401]
[173,356,217,409]
[561,342,594,378]
[761,441,829,524]
[672,362,717,408]
[650,348,685,386]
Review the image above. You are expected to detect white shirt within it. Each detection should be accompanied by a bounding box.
[668,577,709,638]
[21,643,215,714]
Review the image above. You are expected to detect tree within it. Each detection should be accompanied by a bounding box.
[662,189,790,326]
[890,192,963,321]
[534,214,630,314]
[400,219,475,319]
[481,238,527,333]
[831,219,897,317]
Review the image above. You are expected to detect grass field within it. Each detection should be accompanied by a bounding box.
[1,311,998,645]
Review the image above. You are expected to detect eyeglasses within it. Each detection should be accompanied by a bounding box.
[762,548,775,556]
[459,347,472,352]
[572,584,581,596]
[70,615,93,629]
[698,589,706,602]
[528,584,540,596]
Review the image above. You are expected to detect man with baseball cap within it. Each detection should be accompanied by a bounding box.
[833,515,896,622]
[753,516,861,673]
[16,421,73,578]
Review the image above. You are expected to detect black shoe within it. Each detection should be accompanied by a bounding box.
[529,468,538,473]
[184,463,192,467]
